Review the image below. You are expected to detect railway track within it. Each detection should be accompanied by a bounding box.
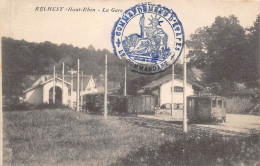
[119,116,254,137]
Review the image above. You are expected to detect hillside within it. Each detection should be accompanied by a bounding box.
[2,37,202,100]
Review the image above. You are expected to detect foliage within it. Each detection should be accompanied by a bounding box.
[3,109,260,165]
[2,37,205,102]
[36,103,71,110]
[138,110,156,115]
[245,14,260,88]
[3,102,71,111]
[187,15,259,94]
[3,109,172,165]
[3,102,34,111]
[2,14,259,101]
[1,38,126,99]
[226,98,256,114]
[113,132,260,166]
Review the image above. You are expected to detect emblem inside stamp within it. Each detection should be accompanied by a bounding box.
[111,2,184,74]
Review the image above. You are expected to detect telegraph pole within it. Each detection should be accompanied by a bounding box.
[104,54,108,119]
[77,59,80,112]
[0,45,3,166]
[183,44,188,133]
[62,62,64,105]
[124,66,127,96]
[53,65,56,104]
[69,69,74,108]
[81,70,83,107]
[171,64,175,117]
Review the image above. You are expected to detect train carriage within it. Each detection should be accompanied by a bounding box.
[187,96,227,123]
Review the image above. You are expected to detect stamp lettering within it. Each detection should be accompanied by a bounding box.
[111,2,184,74]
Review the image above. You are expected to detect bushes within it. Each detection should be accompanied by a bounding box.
[113,132,260,166]
[138,110,156,115]
[226,98,256,114]
[4,102,71,111]
[36,103,70,110]
[3,102,34,111]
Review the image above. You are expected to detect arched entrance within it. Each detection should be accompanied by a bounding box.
[49,86,62,104]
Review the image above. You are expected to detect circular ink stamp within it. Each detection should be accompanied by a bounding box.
[111,2,184,74]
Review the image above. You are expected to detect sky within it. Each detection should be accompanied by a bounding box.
[1,0,259,52]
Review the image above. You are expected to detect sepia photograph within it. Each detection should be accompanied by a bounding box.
[0,0,259,165]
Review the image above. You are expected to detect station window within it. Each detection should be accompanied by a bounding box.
[68,89,71,96]
[174,86,183,92]
[224,100,227,108]
[174,103,183,110]
[165,104,171,109]
[218,100,222,108]
[212,99,217,108]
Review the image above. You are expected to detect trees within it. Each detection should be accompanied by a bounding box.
[245,14,259,88]
[186,15,259,94]
[1,38,132,100]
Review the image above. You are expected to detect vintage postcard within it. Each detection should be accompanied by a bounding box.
[1,0,259,165]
